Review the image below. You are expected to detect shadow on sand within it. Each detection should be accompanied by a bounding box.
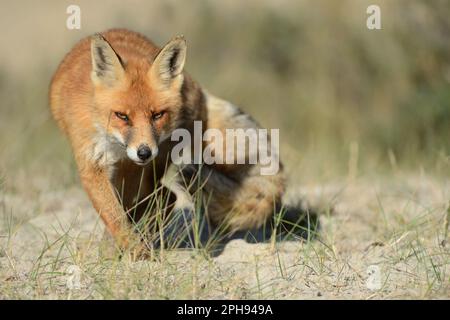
[151,204,321,257]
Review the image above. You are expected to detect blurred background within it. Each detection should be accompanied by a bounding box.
[0,0,448,191]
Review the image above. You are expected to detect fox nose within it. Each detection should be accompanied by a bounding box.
[137,145,152,161]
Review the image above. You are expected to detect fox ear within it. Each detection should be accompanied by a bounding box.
[90,33,125,87]
[150,36,186,88]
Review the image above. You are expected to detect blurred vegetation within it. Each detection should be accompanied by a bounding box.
[0,0,448,188]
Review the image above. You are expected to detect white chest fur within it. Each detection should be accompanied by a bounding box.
[88,126,127,168]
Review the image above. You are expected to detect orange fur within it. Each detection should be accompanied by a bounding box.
[49,29,285,255]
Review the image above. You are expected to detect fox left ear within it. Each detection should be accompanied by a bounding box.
[90,33,125,87]
[149,36,186,89]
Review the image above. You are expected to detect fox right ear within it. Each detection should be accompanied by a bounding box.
[90,34,125,87]
[149,36,187,89]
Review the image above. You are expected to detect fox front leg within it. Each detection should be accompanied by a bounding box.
[77,159,149,258]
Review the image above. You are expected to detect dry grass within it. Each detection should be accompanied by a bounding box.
[0,170,449,299]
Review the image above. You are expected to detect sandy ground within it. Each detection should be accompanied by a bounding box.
[0,174,448,299]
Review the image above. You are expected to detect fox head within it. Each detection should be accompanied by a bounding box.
[90,33,187,166]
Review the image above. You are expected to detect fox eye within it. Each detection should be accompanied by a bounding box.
[152,111,165,121]
[115,112,129,122]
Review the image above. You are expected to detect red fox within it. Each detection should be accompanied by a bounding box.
[49,29,288,256]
